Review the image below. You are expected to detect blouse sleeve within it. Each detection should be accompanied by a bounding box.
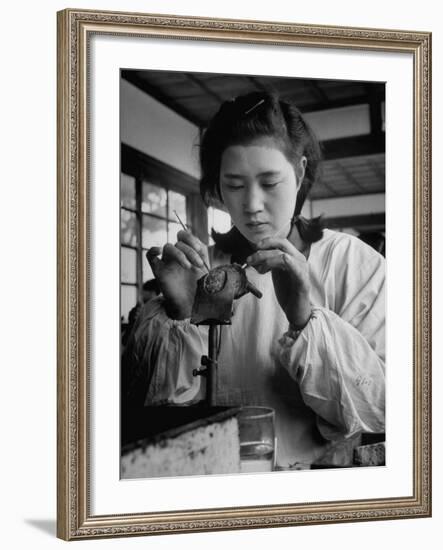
[122,246,229,408]
[276,238,385,440]
[123,297,207,406]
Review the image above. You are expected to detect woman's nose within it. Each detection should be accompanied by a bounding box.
[243,186,264,214]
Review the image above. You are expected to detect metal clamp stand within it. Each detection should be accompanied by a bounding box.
[191,264,262,407]
[193,323,218,407]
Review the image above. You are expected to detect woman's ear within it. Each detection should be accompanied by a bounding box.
[295,156,307,190]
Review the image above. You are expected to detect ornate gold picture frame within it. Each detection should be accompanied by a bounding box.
[57,8,431,540]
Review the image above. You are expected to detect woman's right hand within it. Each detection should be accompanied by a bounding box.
[146,230,209,320]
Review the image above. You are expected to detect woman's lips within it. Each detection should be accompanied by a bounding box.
[245,222,269,231]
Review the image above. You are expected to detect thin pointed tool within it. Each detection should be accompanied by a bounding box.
[174,210,211,273]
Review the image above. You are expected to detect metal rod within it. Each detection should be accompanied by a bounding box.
[207,324,218,407]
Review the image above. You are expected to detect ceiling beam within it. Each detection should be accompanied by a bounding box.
[367,158,385,184]
[318,179,340,197]
[335,160,367,192]
[321,134,385,160]
[307,80,330,104]
[184,73,225,104]
[366,84,385,137]
[300,88,385,113]
[247,76,269,93]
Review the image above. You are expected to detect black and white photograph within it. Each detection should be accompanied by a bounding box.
[52,5,432,542]
[119,69,386,479]
[2,0,438,543]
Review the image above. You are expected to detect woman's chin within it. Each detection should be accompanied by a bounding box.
[241,226,273,244]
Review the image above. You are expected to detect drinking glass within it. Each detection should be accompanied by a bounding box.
[237,406,275,473]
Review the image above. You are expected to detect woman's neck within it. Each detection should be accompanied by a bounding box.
[287,223,310,259]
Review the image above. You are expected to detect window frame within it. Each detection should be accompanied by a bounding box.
[120,144,207,315]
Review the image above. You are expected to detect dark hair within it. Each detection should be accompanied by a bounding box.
[199,92,323,250]
[142,279,160,294]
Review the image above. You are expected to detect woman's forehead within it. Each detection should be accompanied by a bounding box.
[221,139,291,173]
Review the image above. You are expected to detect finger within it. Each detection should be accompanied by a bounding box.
[246,249,281,266]
[256,237,306,261]
[175,241,204,268]
[177,230,209,263]
[250,252,305,275]
[147,246,162,259]
[247,249,307,271]
[146,247,162,275]
[161,243,192,269]
[250,253,287,274]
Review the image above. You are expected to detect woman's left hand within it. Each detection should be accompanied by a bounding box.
[246,237,312,328]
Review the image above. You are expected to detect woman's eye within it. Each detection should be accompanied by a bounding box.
[262,181,280,188]
[226,184,244,190]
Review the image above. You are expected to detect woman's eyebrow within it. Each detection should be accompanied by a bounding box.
[257,170,282,178]
[221,173,245,180]
[221,170,282,179]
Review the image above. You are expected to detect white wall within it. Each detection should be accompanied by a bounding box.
[121,79,201,178]
[1,1,440,550]
[305,104,371,140]
[312,193,385,218]
[303,194,385,220]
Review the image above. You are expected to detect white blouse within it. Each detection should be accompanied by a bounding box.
[129,229,385,467]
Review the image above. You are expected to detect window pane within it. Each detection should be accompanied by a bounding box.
[121,209,137,246]
[121,173,136,209]
[168,221,181,243]
[121,247,137,284]
[142,215,167,249]
[121,285,137,323]
[168,190,187,224]
[142,181,167,217]
[142,250,154,282]
[208,207,231,233]
[208,207,232,245]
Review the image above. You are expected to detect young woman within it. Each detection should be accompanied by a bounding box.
[124,92,385,468]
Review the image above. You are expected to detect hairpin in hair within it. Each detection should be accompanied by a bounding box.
[244,99,265,115]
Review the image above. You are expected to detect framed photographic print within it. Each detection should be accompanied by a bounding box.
[57,8,431,540]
